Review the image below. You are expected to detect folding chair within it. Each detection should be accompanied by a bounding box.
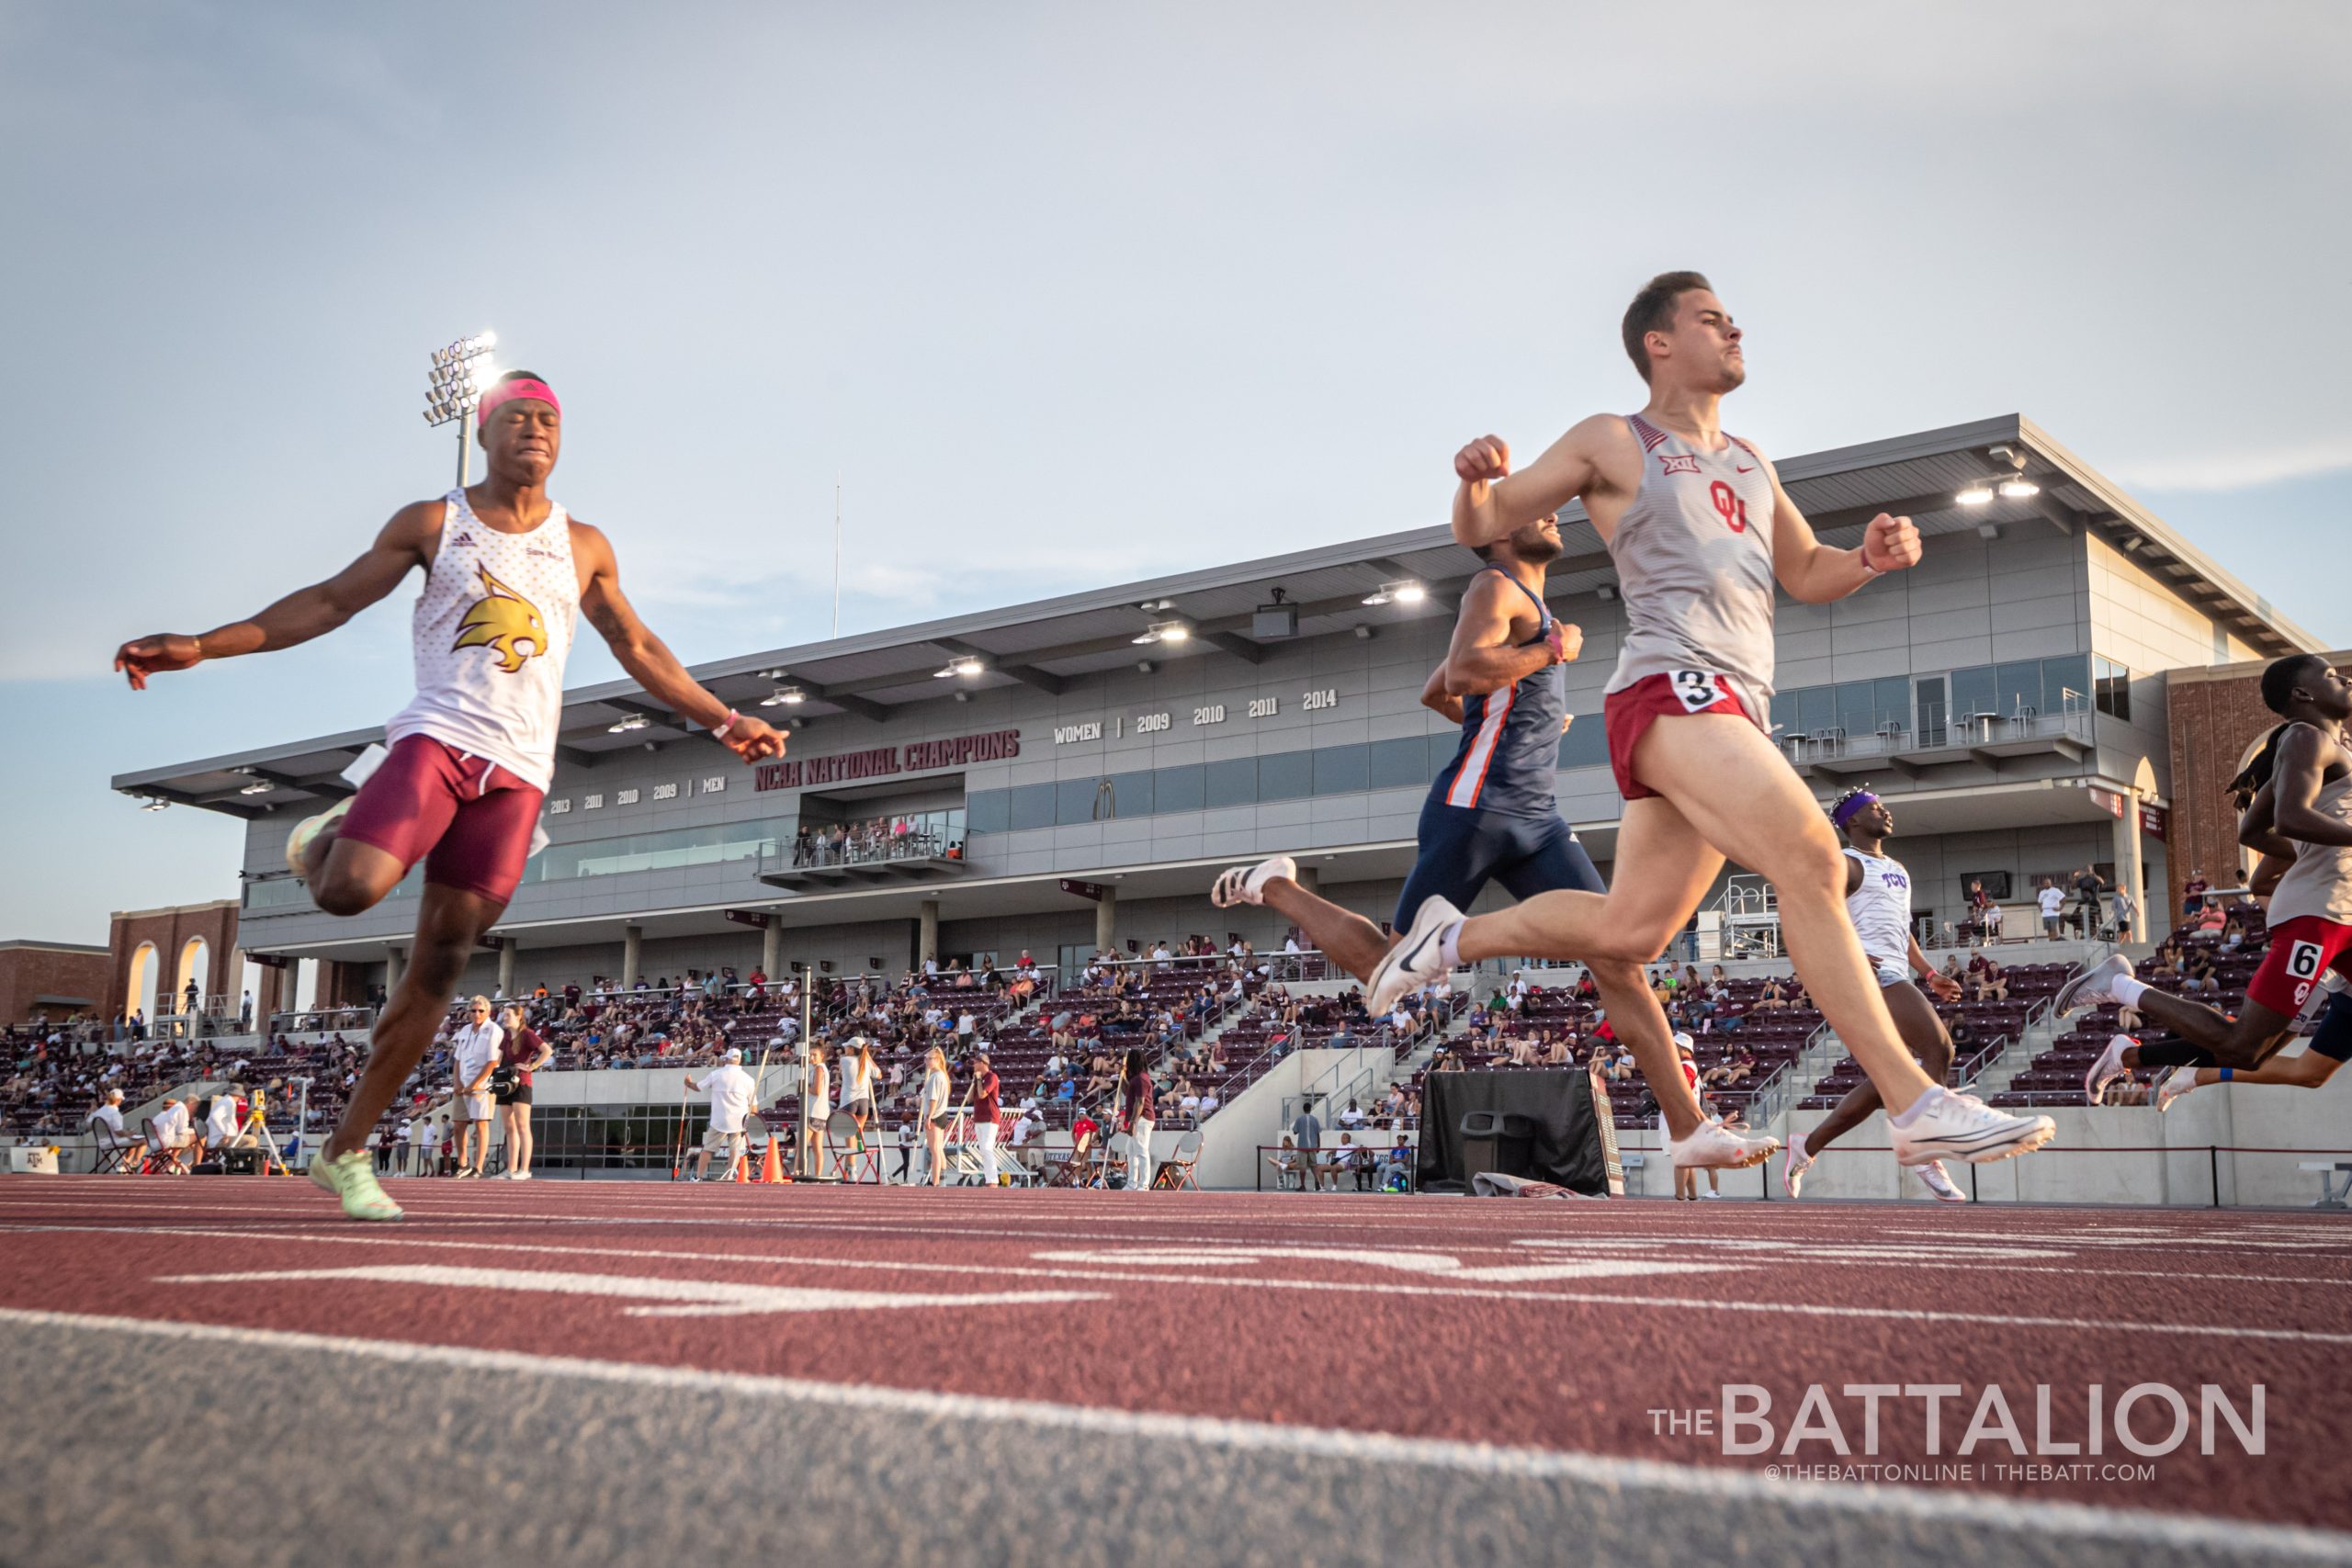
[85,1114,141,1175]
[821,1111,873,1183]
[1151,1129,1203,1190]
[1043,1126,1096,1188]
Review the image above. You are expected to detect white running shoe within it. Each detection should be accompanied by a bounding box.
[2084,1033,2138,1105]
[1890,1085,2056,1167]
[1781,1137,1815,1200]
[2154,1065,2202,1113]
[283,796,355,879]
[2055,953,2135,1014]
[1210,854,1297,909]
[1916,1159,1969,1203]
[1366,897,1461,1014]
[1700,1189,1723,1200]
[1669,1115,1780,1170]
[511,1169,533,1181]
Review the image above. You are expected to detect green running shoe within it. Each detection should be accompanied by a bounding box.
[310,1147,403,1221]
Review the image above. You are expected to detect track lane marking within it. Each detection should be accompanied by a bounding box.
[161,1265,1102,1317]
[3,1222,2346,1343]
[1,1305,2346,1562]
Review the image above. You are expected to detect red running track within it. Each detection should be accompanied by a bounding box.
[3,1178,2346,1537]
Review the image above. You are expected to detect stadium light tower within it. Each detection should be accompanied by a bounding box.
[423,331,499,488]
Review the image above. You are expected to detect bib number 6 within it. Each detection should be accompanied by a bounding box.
[2287,941,2325,981]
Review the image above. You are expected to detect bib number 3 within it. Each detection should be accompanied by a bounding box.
[1669,671,1725,713]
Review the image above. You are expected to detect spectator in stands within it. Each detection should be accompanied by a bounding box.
[2035,878,2065,937]
[2182,869,2210,917]
[1948,1016,1978,1055]
[2221,918,2248,953]
[2193,898,2228,934]
[1198,1087,1220,1120]
[1756,978,1788,1010]
[2073,866,2108,939]
[2111,887,2135,944]
[1271,1134,1305,1190]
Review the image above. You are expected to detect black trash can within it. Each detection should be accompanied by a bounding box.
[1459,1110,1539,1183]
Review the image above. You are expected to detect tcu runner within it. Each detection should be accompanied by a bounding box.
[1781,788,1971,1202]
[1368,271,2056,1170]
[113,370,786,1219]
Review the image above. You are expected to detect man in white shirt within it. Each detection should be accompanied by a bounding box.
[685,1046,757,1182]
[2036,879,2066,938]
[85,1089,135,1172]
[447,995,503,1179]
[148,1096,197,1173]
[204,1092,246,1156]
[415,1113,442,1176]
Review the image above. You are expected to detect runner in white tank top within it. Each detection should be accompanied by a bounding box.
[1367,270,2057,1179]
[1782,788,1970,1201]
[113,367,788,1223]
[2063,658,2352,1101]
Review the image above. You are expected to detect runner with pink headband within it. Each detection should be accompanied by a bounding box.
[111,360,788,1222]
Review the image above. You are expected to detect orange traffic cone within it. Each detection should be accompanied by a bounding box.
[758,1136,784,1185]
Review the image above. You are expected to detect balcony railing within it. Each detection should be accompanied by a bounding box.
[1777,703,2094,773]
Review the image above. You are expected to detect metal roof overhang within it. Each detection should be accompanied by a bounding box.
[118,414,2320,817]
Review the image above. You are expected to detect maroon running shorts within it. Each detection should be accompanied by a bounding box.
[1600,671,1758,802]
[2244,914,2352,1016]
[335,735,544,903]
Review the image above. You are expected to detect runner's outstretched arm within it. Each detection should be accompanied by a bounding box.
[1449,416,1616,548]
[572,524,785,763]
[112,504,437,685]
[1746,445,1919,604]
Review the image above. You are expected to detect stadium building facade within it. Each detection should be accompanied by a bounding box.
[117,415,2319,1013]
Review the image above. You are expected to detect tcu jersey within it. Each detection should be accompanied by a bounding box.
[1602,413,1779,728]
[384,490,579,790]
[1430,564,1566,818]
[1843,847,1915,969]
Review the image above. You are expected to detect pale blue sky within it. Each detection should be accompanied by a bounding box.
[3,1,2346,942]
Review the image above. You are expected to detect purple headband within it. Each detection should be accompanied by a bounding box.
[1832,790,1880,829]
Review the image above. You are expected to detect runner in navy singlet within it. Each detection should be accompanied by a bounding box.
[1211,514,1678,1064]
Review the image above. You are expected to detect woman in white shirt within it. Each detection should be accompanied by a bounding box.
[918,1046,953,1186]
[802,1043,831,1178]
[841,1039,880,1172]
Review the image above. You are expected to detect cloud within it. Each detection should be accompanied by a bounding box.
[2110,444,2352,494]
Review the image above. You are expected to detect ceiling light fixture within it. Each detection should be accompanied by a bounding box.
[760,683,805,707]
[1363,580,1426,606]
[141,797,169,812]
[1134,620,1191,645]
[1998,476,2041,499]
[239,782,273,796]
[933,656,985,679]
[607,714,650,734]
[1955,480,1995,506]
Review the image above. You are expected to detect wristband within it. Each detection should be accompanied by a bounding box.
[711,708,741,739]
[1857,551,1885,580]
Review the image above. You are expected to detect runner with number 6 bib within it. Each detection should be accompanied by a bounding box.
[1368,272,2057,1170]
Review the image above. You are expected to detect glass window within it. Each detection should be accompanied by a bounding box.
[1914,676,1947,748]
[1153,763,1204,815]
[966,789,1008,835]
[1204,757,1257,809]
[1872,677,1911,734]
[1794,685,1838,737]
[1369,736,1432,790]
[1109,770,1153,818]
[1258,750,1313,802]
[1836,681,1874,739]
[1312,743,1370,796]
[1057,777,1106,825]
[1995,660,2043,718]
[1006,782,1056,831]
[1429,732,1461,779]
[1949,665,1996,722]
[2094,655,2132,721]
[1559,715,1610,770]
[2041,654,2090,716]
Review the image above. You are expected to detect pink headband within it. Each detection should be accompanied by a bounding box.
[476,378,560,428]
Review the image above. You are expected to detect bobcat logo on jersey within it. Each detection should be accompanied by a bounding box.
[451,565,548,674]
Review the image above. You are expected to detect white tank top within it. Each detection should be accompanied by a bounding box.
[385,490,579,790]
[1602,414,1778,728]
[2268,743,2352,927]
[1843,847,1915,967]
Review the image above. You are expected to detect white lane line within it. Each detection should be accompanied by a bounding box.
[3,1222,2346,1344]
[6,1217,2348,1295]
[1031,1244,1728,1282]
[0,1305,2345,1562]
[160,1265,1102,1318]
